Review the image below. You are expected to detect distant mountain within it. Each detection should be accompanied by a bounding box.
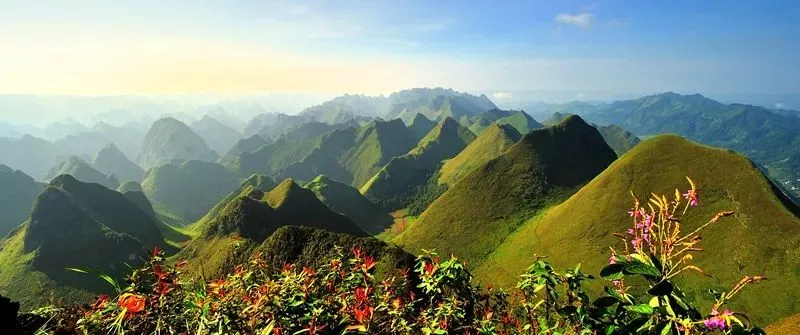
[90,122,146,159]
[228,137,322,179]
[218,134,269,166]
[394,115,616,267]
[519,101,607,121]
[361,117,476,209]
[137,117,219,170]
[190,115,242,156]
[117,180,143,193]
[54,131,111,158]
[195,174,278,226]
[467,109,544,135]
[0,175,165,306]
[407,113,437,141]
[0,135,63,180]
[582,92,800,197]
[594,124,641,155]
[92,143,144,182]
[243,113,307,140]
[0,165,43,236]
[301,94,388,123]
[141,160,239,222]
[178,179,367,277]
[385,88,497,123]
[543,112,640,155]
[473,135,800,326]
[305,175,393,235]
[45,156,119,190]
[438,123,522,187]
[277,119,417,187]
[280,120,359,142]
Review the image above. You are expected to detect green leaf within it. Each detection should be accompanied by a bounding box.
[647,280,674,296]
[593,296,619,308]
[600,263,625,280]
[623,261,661,279]
[624,304,654,315]
[657,321,674,335]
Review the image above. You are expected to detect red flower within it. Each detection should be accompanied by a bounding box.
[155,280,174,296]
[118,293,145,314]
[353,306,374,324]
[400,268,410,278]
[208,279,226,296]
[153,264,168,280]
[355,286,371,304]
[362,256,376,272]
[152,247,162,257]
[424,262,438,276]
[352,247,363,260]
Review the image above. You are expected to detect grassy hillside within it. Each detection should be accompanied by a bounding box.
[0,175,166,307]
[361,117,476,209]
[595,124,641,155]
[193,174,278,228]
[137,117,219,169]
[305,175,393,234]
[278,119,418,188]
[218,134,269,166]
[407,113,437,141]
[583,92,800,198]
[0,165,43,237]
[281,120,358,141]
[473,135,800,326]
[45,156,119,190]
[543,112,640,155]
[394,115,617,267]
[468,109,544,135]
[190,115,242,157]
[228,137,321,177]
[438,123,522,187]
[142,160,240,222]
[92,143,144,182]
[178,179,367,278]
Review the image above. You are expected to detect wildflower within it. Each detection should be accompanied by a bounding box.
[362,256,376,272]
[155,280,174,296]
[355,286,371,304]
[353,306,374,324]
[152,264,168,280]
[683,189,699,207]
[152,246,161,257]
[424,262,438,276]
[89,294,109,313]
[118,293,145,314]
[352,247,363,260]
[703,309,731,331]
[608,254,616,265]
[208,279,226,296]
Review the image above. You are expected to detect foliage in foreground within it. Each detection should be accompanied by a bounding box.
[21,178,768,334]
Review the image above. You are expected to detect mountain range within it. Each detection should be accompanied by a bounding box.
[2,87,800,328]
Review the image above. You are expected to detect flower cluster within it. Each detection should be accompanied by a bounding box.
[30,178,767,335]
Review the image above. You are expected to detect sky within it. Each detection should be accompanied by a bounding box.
[0,0,798,100]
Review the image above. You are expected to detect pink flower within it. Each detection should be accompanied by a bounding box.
[683,189,699,207]
[704,309,731,331]
[608,255,616,264]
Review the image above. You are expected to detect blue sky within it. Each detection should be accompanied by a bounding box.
[0,0,797,99]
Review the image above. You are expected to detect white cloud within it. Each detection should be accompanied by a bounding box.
[554,12,594,28]
[493,92,513,99]
[775,102,785,108]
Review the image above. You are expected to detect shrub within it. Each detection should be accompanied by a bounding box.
[27,178,766,334]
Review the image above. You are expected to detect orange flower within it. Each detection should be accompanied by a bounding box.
[118,293,145,313]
